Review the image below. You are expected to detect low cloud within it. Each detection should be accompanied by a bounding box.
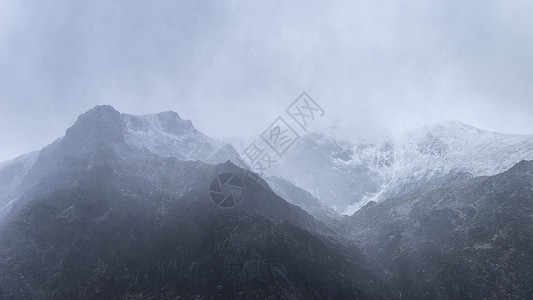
[1,0,532,161]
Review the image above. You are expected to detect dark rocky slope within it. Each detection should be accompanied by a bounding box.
[341,160,533,299]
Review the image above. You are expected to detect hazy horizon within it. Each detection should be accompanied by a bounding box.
[1,0,532,162]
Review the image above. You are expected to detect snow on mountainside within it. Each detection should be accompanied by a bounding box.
[3,107,532,220]
[123,111,239,164]
[63,105,240,164]
[0,106,240,220]
[266,121,533,214]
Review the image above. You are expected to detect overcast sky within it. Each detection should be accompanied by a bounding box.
[1,0,532,162]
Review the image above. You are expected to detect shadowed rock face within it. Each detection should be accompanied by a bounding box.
[0,106,395,299]
[0,156,393,299]
[340,160,533,299]
[63,105,126,147]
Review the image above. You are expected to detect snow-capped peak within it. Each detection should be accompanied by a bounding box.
[265,121,533,215]
[0,106,240,221]
[59,105,239,164]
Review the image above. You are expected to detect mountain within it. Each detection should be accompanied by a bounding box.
[0,105,395,299]
[266,121,533,214]
[0,105,239,220]
[339,160,533,299]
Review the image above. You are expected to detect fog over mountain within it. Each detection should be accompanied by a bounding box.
[1,1,532,299]
[0,105,532,298]
[1,0,533,162]
[263,121,533,214]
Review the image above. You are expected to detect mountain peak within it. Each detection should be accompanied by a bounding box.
[89,104,119,114]
[80,105,122,122]
[64,105,125,146]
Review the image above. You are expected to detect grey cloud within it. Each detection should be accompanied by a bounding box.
[1,0,532,161]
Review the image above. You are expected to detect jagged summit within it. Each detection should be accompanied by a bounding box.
[64,106,196,144]
[0,105,240,219]
[57,105,239,164]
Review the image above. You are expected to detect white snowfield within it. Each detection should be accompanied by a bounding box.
[267,121,533,215]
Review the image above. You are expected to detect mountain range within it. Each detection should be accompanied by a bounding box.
[1,105,532,299]
[0,106,394,299]
[266,122,533,214]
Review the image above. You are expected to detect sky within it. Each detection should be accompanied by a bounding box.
[1,0,532,162]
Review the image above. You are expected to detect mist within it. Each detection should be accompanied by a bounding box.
[1,0,532,162]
